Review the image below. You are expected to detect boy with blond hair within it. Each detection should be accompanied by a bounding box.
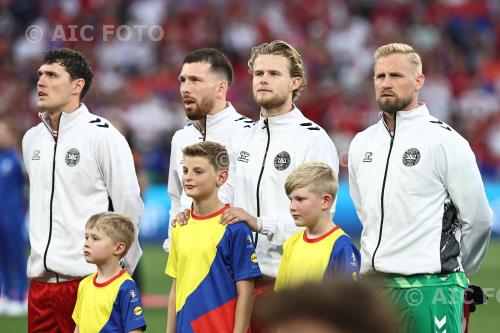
[165,141,261,333]
[275,162,360,291]
[72,212,146,333]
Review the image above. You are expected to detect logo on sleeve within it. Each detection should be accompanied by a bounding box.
[65,148,80,167]
[130,290,137,298]
[402,148,420,167]
[32,150,41,160]
[363,152,373,163]
[237,151,250,163]
[274,151,290,170]
[133,306,143,315]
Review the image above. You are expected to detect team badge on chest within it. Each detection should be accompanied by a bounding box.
[274,151,291,170]
[402,148,420,167]
[65,148,80,167]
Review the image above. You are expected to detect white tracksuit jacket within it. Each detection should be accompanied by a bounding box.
[348,104,492,276]
[223,107,339,277]
[22,104,144,279]
[164,103,253,250]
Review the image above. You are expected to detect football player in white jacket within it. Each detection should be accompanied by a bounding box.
[163,48,253,251]
[348,43,492,333]
[218,40,339,281]
[22,48,143,333]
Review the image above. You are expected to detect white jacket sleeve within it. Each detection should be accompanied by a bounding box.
[436,134,492,277]
[96,128,144,273]
[259,132,340,246]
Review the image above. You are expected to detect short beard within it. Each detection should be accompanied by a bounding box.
[185,97,214,121]
[254,92,288,111]
[376,95,412,114]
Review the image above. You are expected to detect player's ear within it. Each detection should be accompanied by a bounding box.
[321,193,333,210]
[216,80,228,98]
[414,73,425,91]
[114,242,126,257]
[289,76,302,92]
[72,78,85,97]
[216,169,228,187]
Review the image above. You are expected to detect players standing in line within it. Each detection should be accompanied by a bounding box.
[348,43,492,333]
[174,40,340,302]
[22,48,143,332]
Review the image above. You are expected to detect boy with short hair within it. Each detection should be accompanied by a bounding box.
[275,162,360,292]
[72,212,146,333]
[165,141,261,333]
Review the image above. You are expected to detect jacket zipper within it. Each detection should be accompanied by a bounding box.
[42,119,60,274]
[194,116,207,141]
[371,116,396,272]
[255,118,270,247]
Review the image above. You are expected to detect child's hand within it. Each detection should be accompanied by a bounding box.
[171,209,191,227]
[221,207,258,232]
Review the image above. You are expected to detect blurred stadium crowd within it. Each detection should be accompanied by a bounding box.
[1,0,499,181]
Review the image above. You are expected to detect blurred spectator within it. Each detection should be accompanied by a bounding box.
[256,280,398,333]
[0,118,27,316]
[2,0,500,180]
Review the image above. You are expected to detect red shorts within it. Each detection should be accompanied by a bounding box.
[28,279,81,333]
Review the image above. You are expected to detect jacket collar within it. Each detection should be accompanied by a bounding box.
[379,103,430,130]
[205,102,238,127]
[185,102,238,131]
[39,103,90,137]
[395,103,430,120]
[258,105,304,126]
[379,103,429,121]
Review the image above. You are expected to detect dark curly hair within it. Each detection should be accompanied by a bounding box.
[43,48,94,100]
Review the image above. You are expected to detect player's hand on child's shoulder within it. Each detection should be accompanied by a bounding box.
[171,209,191,227]
[220,207,258,232]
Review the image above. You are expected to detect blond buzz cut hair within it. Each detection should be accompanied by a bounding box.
[86,212,135,258]
[285,161,338,199]
[182,141,229,171]
[247,40,307,101]
[374,43,423,76]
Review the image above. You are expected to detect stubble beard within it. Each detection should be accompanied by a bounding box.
[185,96,215,121]
[254,91,288,111]
[376,94,413,114]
